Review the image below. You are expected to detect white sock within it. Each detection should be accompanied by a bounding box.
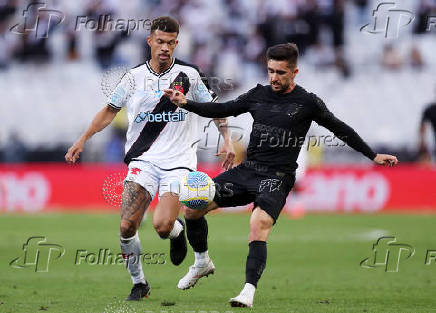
[241,283,256,298]
[168,219,183,239]
[120,233,145,284]
[194,251,210,267]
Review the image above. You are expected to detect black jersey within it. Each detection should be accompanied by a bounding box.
[185,84,376,173]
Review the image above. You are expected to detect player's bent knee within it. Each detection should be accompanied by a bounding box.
[250,215,272,230]
[120,219,137,238]
[249,221,268,238]
[153,220,173,238]
[249,215,273,241]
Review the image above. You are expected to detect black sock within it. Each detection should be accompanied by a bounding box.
[245,241,267,288]
[185,216,208,252]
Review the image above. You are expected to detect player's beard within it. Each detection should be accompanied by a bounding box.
[271,81,291,94]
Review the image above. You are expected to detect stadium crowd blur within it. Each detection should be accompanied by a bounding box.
[1,0,436,165]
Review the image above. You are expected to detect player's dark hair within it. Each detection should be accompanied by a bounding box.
[266,43,299,68]
[151,16,179,34]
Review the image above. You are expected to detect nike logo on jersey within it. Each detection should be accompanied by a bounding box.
[135,110,187,123]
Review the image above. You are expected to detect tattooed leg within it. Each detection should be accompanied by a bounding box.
[120,181,152,238]
[119,181,152,286]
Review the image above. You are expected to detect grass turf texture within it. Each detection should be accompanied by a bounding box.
[1,213,435,313]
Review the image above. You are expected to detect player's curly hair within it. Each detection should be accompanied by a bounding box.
[266,43,299,68]
[151,16,179,34]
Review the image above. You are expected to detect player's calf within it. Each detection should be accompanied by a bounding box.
[153,193,187,265]
[119,181,151,294]
[229,207,273,308]
[229,241,266,308]
[120,181,151,237]
[178,203,220,289]
[183,203,217,267]
[152,218,187,265]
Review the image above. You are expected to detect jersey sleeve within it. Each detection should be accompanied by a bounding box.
[191,70,218,103]
[184,85,260,118]
[107,73,134,109]
[311,94,377,161]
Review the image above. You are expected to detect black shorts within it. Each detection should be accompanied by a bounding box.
[212,163,295,223]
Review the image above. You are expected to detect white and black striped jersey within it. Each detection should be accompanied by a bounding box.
[108,58,217,170]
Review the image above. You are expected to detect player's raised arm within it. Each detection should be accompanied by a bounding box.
[65,105,120,163]
[311,95,398,166]
[164,86,255,118]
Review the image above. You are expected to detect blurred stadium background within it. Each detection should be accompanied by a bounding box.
[1,0,435,213]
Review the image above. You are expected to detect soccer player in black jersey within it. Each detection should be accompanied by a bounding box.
[165,43,398,308]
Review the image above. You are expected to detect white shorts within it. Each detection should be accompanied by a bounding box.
[124,160,192,200]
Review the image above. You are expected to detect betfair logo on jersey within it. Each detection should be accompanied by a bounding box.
[135,110,187,123]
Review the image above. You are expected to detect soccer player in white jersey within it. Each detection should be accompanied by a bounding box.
[65,16,234,300]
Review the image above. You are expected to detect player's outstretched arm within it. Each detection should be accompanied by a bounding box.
[312,96,398,167]
[316,115,399,167]
[164,89,236,168]
[65,105,119,164]
[164,89,250,118]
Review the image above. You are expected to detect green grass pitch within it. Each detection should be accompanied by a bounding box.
[1,212,436,313]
